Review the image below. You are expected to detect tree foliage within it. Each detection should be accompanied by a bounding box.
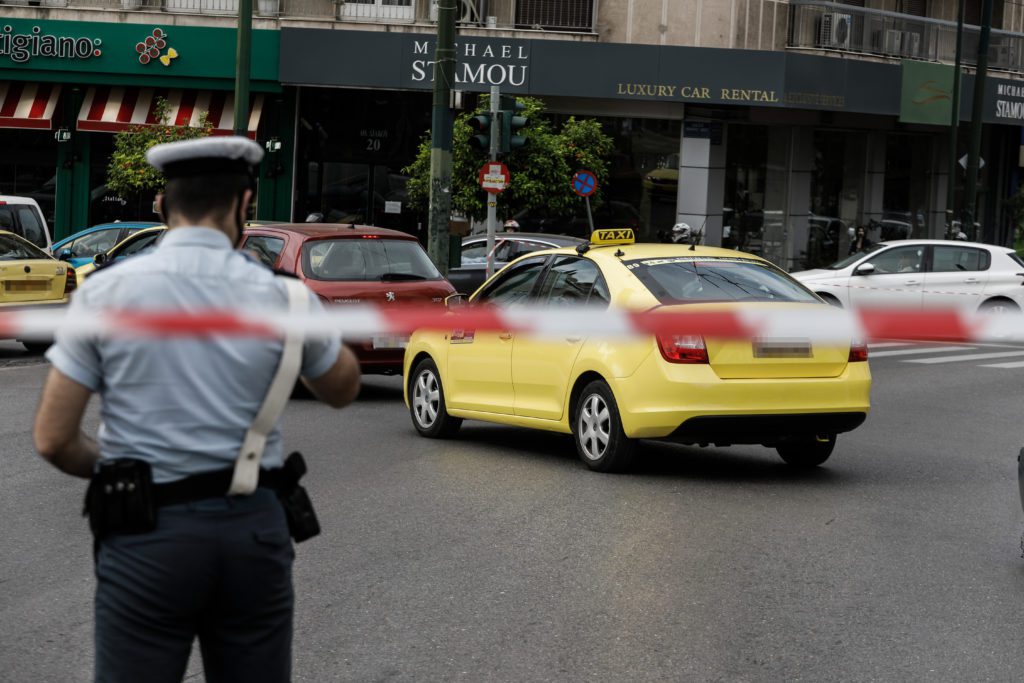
[403,96,615,223]
[106,97,213,197]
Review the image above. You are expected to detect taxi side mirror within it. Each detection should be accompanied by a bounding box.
[58,248,74,262]
[854,262,875,275]
[93,252,108,268]
[445,293,468,310]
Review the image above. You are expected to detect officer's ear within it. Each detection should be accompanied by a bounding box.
[155,194,166,223]
[238,188,254,223]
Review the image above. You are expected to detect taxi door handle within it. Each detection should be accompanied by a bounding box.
[566,336,582,343]
[904,279,920,285]
[963,277,979,283]
[498,332,513,341]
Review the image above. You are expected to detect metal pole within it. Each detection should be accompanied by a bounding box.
[584,196,595,233]
[233,0,253,136]
[427,0,457,275]
[963,0,995,241]
[485,86,500,280]
[945,0,966,239]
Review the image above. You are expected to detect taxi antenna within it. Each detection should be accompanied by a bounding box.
[689,217,708,251]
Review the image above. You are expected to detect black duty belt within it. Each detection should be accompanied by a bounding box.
[155,467,289,508]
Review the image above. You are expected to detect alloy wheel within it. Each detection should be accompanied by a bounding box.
[413,369,440,429]
[578,393,611,461]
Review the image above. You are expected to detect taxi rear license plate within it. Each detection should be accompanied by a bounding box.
[5,281,49,292]
[372,335,408,350]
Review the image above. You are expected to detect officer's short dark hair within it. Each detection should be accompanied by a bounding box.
[163,173,252,224]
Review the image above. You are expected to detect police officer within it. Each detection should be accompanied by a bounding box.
[32,136,361,682]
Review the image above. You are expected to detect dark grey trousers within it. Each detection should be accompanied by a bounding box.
[94,488,294,683]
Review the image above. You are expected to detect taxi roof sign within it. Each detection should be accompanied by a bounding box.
[590,229,635,246]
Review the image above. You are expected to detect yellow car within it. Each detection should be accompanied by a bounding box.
[0,229,76,352]
[404,230,871,472]
[73,226,166,283]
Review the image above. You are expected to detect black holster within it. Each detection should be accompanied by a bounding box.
[277,452,321,543]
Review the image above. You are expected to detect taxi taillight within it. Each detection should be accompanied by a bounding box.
[848,339,868,362]
[63,267,77,297]
[657,334,709,364]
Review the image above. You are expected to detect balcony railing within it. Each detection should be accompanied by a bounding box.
[0,0,596,31]
[789,0,1024,72]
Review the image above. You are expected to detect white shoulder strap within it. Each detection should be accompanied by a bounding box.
[228,277,309,496]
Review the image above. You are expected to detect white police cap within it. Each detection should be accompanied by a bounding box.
[146,136,264,179]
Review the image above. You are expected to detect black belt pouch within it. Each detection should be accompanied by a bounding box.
[84,459,158,538]
[278,452,320,543]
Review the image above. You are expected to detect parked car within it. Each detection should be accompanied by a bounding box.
[511,201,642,238]
[792,239,1024,312]
[53,222,162,269]
[449,232,587,295]
[0,230,76,352]
[0,196,52,252]
[74,226,168,284]
[240,224,456,374]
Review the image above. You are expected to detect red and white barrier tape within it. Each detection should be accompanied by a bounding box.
[1,304,1020,344]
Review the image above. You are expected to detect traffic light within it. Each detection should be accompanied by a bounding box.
[467,113,492,150]
[499,95,527,154]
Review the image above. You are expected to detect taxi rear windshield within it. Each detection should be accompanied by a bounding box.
[625,257,819,304]
[0,234,47,261]
[302,238,443,282]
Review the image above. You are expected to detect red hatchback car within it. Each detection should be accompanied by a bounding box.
[241,224,455,374]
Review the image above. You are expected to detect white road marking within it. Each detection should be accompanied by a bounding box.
[906,350,1024,364]
[869,343,914,349]
[868,346,974,358]
[979,359,1024,368]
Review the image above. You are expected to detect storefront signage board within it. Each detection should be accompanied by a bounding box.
[1,19,278,86]
[280,29,1023,126]
[899,60,955,125]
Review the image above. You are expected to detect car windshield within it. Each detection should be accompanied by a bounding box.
[826,243,886,270]
[0,234,48,261]
[625,256,819,304]
[302,238,442,281]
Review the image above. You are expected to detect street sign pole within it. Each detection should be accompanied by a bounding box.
[233,0,252,135]
[584,196,595,233]
[963,0,995,241]
[486,85,500,280]
[945,0,966,239]
[571,170,599,232]
[427,0,457,275]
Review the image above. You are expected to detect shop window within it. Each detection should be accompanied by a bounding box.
[806,130,866,270]
[724,124,790,269]
[883,133,933,240]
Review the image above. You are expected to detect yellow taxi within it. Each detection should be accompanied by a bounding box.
[404,230,871,472]
[73,226,166,283]
[0,229,76,352]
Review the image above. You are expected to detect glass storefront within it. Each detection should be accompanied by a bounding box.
[723,124,791,268]
[882,133,934,241]
[294,88,432,234]
[809,129,867,268]
[0,129,59,226]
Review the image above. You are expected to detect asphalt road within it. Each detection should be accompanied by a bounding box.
[2,341,1024,681]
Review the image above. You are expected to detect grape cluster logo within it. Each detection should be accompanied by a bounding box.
[136,28,177,67]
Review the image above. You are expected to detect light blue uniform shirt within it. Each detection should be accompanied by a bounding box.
[47,227,341,484]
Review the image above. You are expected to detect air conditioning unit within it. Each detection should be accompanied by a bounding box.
[430,0,481,24]
[882,29,903,55]
[817,12,852,49]
[902,32,922,57]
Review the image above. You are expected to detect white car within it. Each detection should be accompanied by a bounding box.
[0,196,52,252]
[791,239,1024,312]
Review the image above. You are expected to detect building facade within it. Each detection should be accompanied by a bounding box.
[1,0,1022,270]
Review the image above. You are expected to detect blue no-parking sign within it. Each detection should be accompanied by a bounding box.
[572,170,598,197]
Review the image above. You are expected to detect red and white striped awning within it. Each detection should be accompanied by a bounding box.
[0,82,62,130]
[77,87,263,138]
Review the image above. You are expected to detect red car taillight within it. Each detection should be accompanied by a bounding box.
[63,267,77,297]
[848,339,868,362]
[657,334,709,364]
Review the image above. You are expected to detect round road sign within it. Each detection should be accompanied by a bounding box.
[572,169,598,197]
[480,162,511,194]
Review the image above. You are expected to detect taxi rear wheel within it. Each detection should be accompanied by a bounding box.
[409,358,462,438]
[775,434,836,467]
[573,380,635,473]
